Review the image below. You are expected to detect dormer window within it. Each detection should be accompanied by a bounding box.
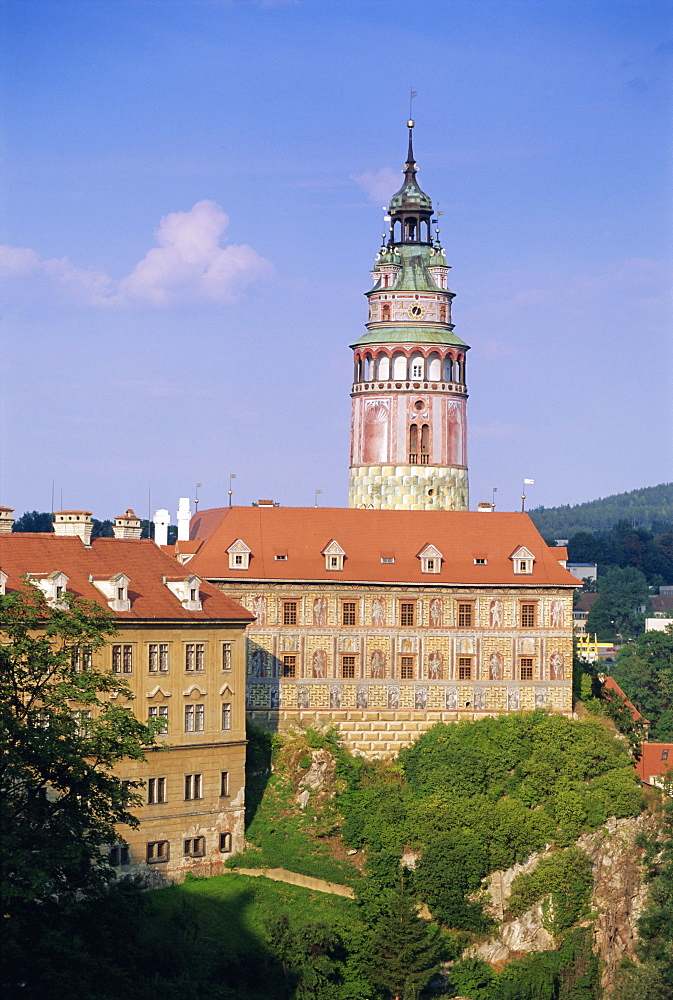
[227,539,251,571]
[165,575,202,611]
[418,544,442,574]
[474,558,487,566]
[31,571,70,607]
[322,540,345,572]
[511,546,535,575]
[92,573,131,612]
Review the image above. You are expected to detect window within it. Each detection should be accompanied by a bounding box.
[520,657,534,680]
[400,656,414,680]
[400,602,415,627]
[112,644,133,673]
[520,604,537,628]
[409,424,418,464]
[275,554,287,561]
[381,557,395,564]
[227,541,251,570]
[342,655,356,679]
[184,837,206,858]
[281,654,297,678]
[283,602,298,625]
[184,773,202,800]
[222,702,232,731]
[185,703,204,732]
[420,424,429,464]
[148,643,169,672]
[146,840,169,863]
[426,559,435,572]
[147,777,166,804]
[185,643,205,671]
[72,646,92,671]
[148,705,168,733]
[342,602,357,626]
[220,771,229,797]
[474,558,487,565]
[109,845,129,867]
[662,749,669,761]
[71,709,92,736]
[458,657,472,680]
[219,832,232,853]
[458,603,473,627]
[222,642,232,671]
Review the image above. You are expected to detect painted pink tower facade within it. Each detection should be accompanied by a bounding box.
[349,122,470,511]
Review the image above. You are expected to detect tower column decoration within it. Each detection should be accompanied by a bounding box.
[348,120,470,511]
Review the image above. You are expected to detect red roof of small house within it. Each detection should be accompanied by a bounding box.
[637,743,673,785]
[187,507,581,588]
[575,593,599,614]
[0,533,253,622]
[603,675,648,724]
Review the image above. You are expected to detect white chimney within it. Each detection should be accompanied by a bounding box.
[177,497,192,542]
[153,509,170,547]
[0,507,15,534]
[53,510,93,544]
[113,509,142,540]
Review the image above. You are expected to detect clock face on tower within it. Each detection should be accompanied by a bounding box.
[407,302,425,320]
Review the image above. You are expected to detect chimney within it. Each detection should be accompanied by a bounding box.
[153,509,170,547]
[53,510,93,544]
[0,507,15,533]
[113,509,142,540]
[177,497,192,542]
[477,502,495,512]
[257,499,276,507]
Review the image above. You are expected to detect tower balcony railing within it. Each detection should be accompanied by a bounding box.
[409,453,418,464]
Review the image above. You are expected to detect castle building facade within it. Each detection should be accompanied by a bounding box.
[183,506,577,756]
[349,121,469,512]
[0,509,252,878]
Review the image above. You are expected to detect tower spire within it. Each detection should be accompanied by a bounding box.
[387,120,433,246]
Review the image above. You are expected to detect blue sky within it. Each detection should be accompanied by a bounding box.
[1,0,671,521]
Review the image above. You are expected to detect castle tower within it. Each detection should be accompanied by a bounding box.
[349,122,469,511]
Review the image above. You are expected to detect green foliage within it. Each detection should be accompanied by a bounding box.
[449,928,600,1000]
[12,510,54,533]
[609,625,673,740]
[585,565,649,640]
[412,830,491,930]
[529,483,673,538]
[507,848,594,933]
[0,585,158,918]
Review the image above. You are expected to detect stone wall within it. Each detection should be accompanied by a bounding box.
[349,463,468,511]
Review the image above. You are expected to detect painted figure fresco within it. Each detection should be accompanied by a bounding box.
[330,685,342,710]
[488,651,504,680]
[388,685,400,710]
[489,598,504,628]
[429,597,443,627]
[415,687,428,710]
[252,595,267,626]
[535,688,547,708]
[312,649,327,678]
[474,687,486,711]
[508,689,520,711]
[250,648,266,677]
[445,687,458,710]
[371,597,386,627]
[297,685,310,709]
[370,649,386,678]
[550,599,563,629]
[313,596,328,627]
[428,649,443,679]
[356,686,369,710]
[549,651,565,680]
[270,687,280,709]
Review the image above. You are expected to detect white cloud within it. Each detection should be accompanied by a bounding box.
[351,167,400,205]
[0,200,272,308]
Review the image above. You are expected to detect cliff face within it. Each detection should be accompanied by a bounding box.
[468,813,660,991]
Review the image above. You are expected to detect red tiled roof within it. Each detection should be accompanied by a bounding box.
[603,676,647,723]
[187,507,581,587]
[0,534,253,622]
[575,593,599,613]
[637,743,673,784]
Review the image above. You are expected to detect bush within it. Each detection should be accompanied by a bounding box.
[507,848,594,933]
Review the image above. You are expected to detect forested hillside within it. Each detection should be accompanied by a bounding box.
[529,484,673,537]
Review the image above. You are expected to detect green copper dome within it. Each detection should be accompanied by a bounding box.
[350,325,468,349]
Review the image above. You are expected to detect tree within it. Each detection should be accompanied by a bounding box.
[585,566,648,641]
[12,510,53,533]
[610,626,673,739]
[0,583,159,983]
[413,830,490,930]
[357,883,443,1000]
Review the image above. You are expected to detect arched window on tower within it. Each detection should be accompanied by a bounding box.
[409,424,418,464]
[428,353,441,381]
[364,356,373,381]
[410,353,424,380]
[456,355,465,384]
[377,354,390,380]
[405,218,417,241]
[443,356,453,382]
[420,424,430,465]
[392,353,407,380]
